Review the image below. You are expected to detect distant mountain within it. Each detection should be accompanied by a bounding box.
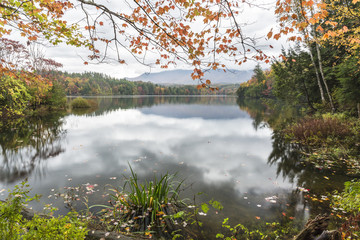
[127,69,253,85]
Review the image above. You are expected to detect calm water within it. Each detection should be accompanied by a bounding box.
[0,96,351,238]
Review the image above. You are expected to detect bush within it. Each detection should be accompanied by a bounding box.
[0,76,32,118]
[0,181,88,240]
[332,180,360,239]
[71,97,91,108]
[285,116,352,145]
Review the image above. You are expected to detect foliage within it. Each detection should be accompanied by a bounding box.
[0,181,87,240]
[0,75,31,118]
[0,0,83,45]
[236,64,273,99]
[24,212,88,240]
[0,38,65,118]
[332,180,360,239]
[215,218,299,240]
[271,45,324,109]
[44,81,67,110]
[323,0,360,58]
[335,56,360,114]
[332,180,360,215]
[71,97,91,108]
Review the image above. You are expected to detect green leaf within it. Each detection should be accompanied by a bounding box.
[201,203,209,214]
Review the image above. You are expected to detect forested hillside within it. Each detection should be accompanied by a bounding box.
[49,71,236,96]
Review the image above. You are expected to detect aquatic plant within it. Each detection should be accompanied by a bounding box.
[71,97,91,108]
[93,165,185,236]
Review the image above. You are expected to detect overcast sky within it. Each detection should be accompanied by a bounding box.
[30,0,288,80]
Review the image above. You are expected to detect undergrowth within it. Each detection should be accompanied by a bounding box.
[283,114,360,175]
[0,181,88,240]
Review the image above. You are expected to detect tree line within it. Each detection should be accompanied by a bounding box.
[48,71,233,96]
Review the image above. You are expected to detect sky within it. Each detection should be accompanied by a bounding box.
[21,0,289,80]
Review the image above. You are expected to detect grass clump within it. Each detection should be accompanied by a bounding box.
[93,165,185,237]
[71,97,91,108]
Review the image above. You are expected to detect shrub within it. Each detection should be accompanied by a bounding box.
[332,180,360,239]
[0,76,32,118]
[285,116,352,145]
[0,181,88,240]
[71,97,91,108]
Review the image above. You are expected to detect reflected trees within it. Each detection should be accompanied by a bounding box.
[0,113,66,183]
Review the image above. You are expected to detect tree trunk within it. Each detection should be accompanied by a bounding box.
[314,41,335,112]
[305,39,326,103]
[294,215,341,240]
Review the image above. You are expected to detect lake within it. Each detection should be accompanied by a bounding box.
[0,96,351,238]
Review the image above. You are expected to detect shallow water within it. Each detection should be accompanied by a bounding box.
[0,96,352,238]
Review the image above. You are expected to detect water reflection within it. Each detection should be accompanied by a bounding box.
[0,113,66,183]
[0,96,352,239]
[239,99,353,227]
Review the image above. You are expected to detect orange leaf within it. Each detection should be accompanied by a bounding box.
[99,21,104,26]
[267,31,273,39]
[316,25,324,32]
[308,18,316,24]
[206,79,211,84]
